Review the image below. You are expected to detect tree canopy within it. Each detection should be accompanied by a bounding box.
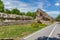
[11,8,20,15]
[4,9,11,14]
[56,14,60,21]
[26,12,36,18]
[0,0,4,12]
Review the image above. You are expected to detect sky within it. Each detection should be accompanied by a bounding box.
[1,0,60,18]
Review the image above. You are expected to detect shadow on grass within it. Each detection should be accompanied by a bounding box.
[36,34,60,40]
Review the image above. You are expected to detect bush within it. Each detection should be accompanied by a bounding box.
[31,22,40,28]
[39,24,47,26]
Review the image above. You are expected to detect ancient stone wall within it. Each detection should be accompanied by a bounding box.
[0,20,34,26]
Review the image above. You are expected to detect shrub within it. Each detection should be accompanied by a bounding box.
[39,24,47,26]
[31,22,40,28]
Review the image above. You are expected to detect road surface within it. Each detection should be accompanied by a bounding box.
[22,22,60,40]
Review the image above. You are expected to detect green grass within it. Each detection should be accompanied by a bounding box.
[0,24,46,39]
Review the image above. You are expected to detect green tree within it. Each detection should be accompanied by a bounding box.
[20,12,25,15]
[31,12,36,18]
[11,8,20,15]
[0,0,4,12]
[26,12,31,16]
[56,14,60,21]
[4,9,11,14]
[26,12,36,18]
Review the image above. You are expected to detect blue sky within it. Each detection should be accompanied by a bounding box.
[1,0,60,18]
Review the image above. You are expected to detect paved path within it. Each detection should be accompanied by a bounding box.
[22,22,60,40]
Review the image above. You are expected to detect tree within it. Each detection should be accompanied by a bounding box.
[4,9,11,14]
[31,12,36,18]
[11,8,20,15]
[26,12,31,16]
[0,0,4,12]
[20,12,25,15]
[56,14,60,21]
[26,12,36,18]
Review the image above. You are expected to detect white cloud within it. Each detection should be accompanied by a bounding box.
[47,11,60,14]
[37,2,44,9]
[47,11,60,18]
[55,3,60,6]
[1,0,39,12]
[55,0,60,6]
[1,0,51,12]
[5,1,10,5]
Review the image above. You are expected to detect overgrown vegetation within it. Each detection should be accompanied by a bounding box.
[31,22,47,28]
[26,12,36,18]
[31,22,40,28]
[56,14,60,21]
[4,9,11,14]
[0,0,4,12]
[0,24,46,39]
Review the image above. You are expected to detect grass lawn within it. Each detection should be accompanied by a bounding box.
[0,24,47,39]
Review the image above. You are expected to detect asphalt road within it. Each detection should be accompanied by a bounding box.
[22,22,60,40]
